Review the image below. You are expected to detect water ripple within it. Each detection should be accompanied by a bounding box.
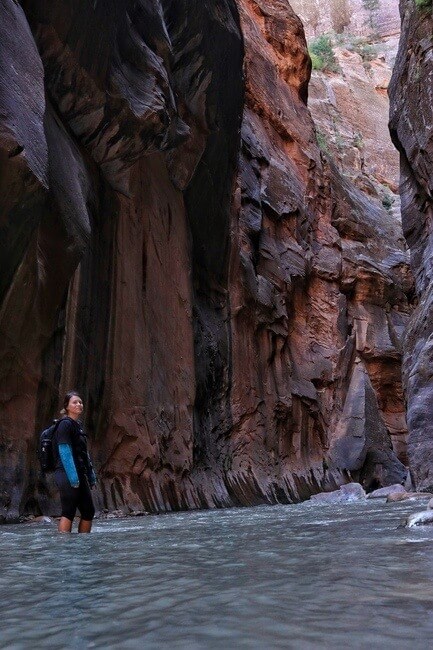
[1,501,433,648]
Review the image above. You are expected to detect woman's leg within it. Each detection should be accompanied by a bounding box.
[78,519,92,533]
[55,469,78,533]
[58,516,73,533]
[77,477,95,533]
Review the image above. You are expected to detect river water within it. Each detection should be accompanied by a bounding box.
[1,500,433,649]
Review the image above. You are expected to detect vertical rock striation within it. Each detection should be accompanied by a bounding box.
[228,0,410,504]
[0,0,411,521]
[389,0,433,491]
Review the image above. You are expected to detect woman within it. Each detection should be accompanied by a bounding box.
[54,391,96,533]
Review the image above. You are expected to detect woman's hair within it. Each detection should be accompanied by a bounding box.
[60,390,82,416]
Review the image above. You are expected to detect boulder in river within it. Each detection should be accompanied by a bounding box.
[310,483,366,504]
[386,492,433,503]
[27,516,53,525]
[403,511,433,528]
[367,484,406,499]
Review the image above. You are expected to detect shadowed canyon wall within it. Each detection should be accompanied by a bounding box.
[389,0,433,492]
[0,0,412,521]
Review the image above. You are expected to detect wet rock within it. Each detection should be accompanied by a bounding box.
[367,484,406,499]
[403,511,433,528]
[386,492,409,503]
[105,510,127,520]
[386,492,433,503]
[29,516,53,525]
[310,483,366,504]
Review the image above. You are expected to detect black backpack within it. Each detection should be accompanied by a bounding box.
[38,420,61,473]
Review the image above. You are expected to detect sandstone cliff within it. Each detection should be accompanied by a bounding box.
[0,0,411,521]
[389,0,433,492]
[290,0,400,40]
[309,44,399,198]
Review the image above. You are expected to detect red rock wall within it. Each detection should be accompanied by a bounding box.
[389,0,433,492]
[0,0,411,521]
[227,0,411,505]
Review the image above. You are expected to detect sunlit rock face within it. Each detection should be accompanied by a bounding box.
[389,0,433,492]
[309,47,400,197]
[0,0,410,521]
[290,0,400,40]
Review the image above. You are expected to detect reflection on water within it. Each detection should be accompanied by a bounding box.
[1,500,433,649]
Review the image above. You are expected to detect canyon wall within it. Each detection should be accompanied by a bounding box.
[290,0,400,40]
[309,44,399,196]
[389,0,433,492]
[0,0,411,521]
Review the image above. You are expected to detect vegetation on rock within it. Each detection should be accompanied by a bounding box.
[309,35,340,72]
[414,0,432,9]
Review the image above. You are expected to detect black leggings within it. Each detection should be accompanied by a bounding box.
[55,470,95,521]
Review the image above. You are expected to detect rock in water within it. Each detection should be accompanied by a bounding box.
[387,492,433,503]
[367,484,406,499]
[310,483,366,504]
[404,511,433,528]
[387,492,408,503]
[30,516,53,525]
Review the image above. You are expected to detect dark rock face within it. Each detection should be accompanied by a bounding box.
[0,0,410,521]
[389,0,433,492]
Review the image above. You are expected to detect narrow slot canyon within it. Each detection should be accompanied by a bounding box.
[1,0,432,522]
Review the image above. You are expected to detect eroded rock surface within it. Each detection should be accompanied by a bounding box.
[0,0,411,521]
[389,0,433,493]
[309,45,400,197]
[290,0,400,40]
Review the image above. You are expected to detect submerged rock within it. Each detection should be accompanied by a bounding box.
[367,484,406,499]
[310,483,366,504]
[386,492,433,503]
[403,511,433,528]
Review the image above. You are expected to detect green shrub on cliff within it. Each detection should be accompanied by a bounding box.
[310,52,325,71]
[349,38,378,62]
[309,35,339,73]
[316,129,330,154]
[382,193,394,211]
[415,0,432,9]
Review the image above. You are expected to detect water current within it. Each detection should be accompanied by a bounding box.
[1,499,433,649]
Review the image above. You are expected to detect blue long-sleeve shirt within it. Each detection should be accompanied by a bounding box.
[59,443,79,487]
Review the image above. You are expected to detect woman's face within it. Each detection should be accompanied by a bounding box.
[66,395,84,418]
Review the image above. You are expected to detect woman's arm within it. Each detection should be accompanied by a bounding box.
[58,444,80,487]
